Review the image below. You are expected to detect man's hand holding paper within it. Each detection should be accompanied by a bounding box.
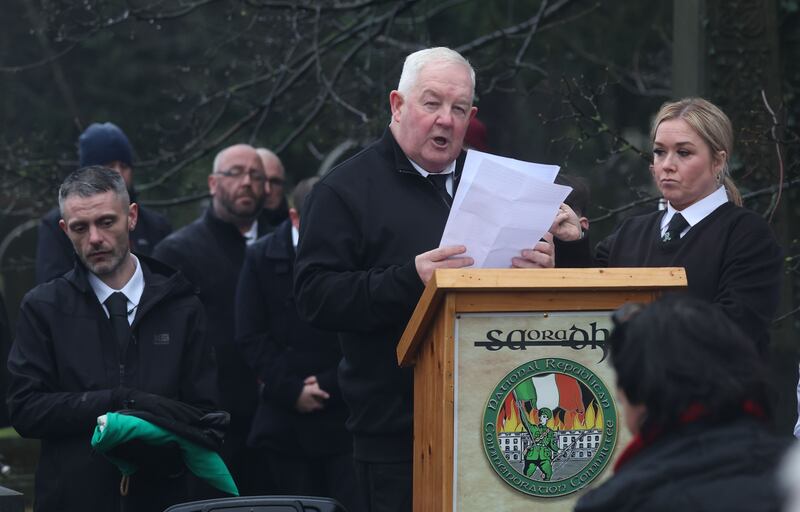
[439,149,573,268]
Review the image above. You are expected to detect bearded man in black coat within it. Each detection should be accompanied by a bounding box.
[153,143,272,495]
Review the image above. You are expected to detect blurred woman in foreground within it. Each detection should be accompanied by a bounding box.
[574,295,790,512]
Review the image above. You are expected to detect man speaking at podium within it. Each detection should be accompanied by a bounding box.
[294,47,567,512]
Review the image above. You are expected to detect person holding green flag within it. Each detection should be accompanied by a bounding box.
[8,167,221,512]
[524,408,560,481]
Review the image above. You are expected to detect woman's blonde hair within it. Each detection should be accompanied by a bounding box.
[650,98,742,206]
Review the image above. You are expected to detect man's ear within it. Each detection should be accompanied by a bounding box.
[128,203,139,232]
[208,174,217,196]
[58,218,68,235]
[469,106,478,120]
[389,90,404,123]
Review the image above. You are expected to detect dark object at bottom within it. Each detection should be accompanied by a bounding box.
[0,485,23,512]
[164,495,347,512]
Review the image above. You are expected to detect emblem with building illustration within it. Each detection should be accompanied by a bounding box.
[481,357,618,498]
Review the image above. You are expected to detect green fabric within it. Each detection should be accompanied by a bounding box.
[91,412,239,496]
[514,378,537,402]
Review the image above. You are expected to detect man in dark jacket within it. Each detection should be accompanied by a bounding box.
[235,177,362,511]
[294,47,558,511]
[8,167,218,511]
[35,122,172,284]
[153,143,270,494]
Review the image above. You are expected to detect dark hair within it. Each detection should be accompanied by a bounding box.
[291,177,320,218]
[555,173,590,217]
[609,294,769,432]
[58,166,130,215]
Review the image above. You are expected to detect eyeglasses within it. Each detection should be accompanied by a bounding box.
[215,167,267,183]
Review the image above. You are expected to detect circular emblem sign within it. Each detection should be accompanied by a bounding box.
[482,358,617,498]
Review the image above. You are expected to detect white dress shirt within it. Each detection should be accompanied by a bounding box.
[243,220,259,245]
[88,254,144,325]
[660,186,729,240]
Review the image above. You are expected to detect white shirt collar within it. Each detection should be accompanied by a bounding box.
[243,220,259,245]
[89,254,144,323]
[408,159,456,177]
[408,159,456,195]
[292,225,299,248]
[660,186,729,235]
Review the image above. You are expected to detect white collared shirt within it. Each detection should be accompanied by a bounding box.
[660,186,729,239]
[89,254,144,325]
[243,220,259,245]
[409,159,457,196]
[292,225,299,248]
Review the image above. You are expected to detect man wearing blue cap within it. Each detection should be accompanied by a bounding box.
[34,122,172,284]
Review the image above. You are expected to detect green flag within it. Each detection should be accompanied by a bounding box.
[92,412,239,496]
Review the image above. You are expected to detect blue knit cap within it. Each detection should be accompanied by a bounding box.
[78,122,134,168]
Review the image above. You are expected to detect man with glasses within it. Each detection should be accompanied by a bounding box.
[256,148,289,230]
[153,144,270,495]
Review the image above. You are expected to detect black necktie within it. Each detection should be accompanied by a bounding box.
[428,173,452,207]
[105,292,131,352]
[661,213,689,245]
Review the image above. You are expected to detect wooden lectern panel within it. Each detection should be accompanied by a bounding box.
[413,294,456,511]
[397,268,687,511]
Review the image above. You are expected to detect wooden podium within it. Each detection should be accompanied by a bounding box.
[396,268,687,511]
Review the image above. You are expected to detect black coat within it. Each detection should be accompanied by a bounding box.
[596,203,781,351]
[574,419,791,512]
[35,204,172,284]
[294,128,458,462]
[259,196,289,231]
[153,208,271,422]
[7,255,218,512]
[235,219,351,455]
[294,128,582,462]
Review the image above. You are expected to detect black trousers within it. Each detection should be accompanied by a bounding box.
[264,450,365,512]
[220,418,267,496]
[353,460,412,512]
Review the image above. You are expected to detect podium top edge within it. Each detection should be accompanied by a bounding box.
[430,267,688,290]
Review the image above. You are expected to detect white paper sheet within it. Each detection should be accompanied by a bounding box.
[440,150,571,268]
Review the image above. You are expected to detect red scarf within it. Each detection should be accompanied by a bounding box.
[613,400,765,472]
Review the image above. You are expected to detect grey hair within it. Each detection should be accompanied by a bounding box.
[58,166,130,215]
[396,47,475,99]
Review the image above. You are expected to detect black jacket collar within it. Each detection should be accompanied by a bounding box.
[202,207,248,242]
[262,219,295,261]
[203,206,273,241]
[64,253,193,309]
[382,127,467,195]
[259,197,290,228]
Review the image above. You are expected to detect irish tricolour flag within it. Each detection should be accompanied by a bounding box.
[514,373,584,415]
